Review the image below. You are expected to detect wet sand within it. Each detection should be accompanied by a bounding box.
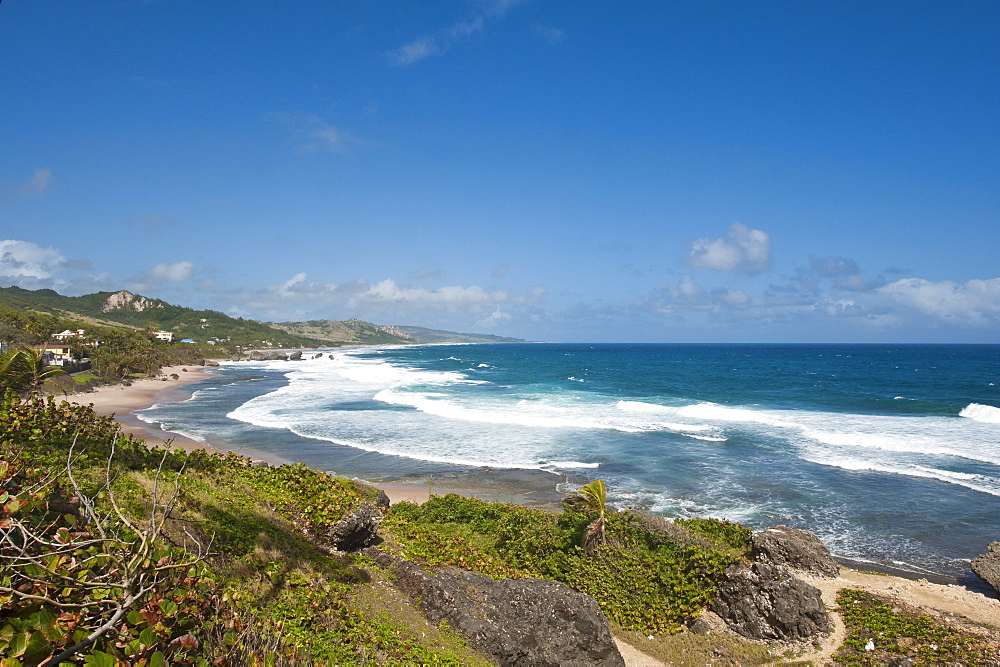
[72,365,223,453]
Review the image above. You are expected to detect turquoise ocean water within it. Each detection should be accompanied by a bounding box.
[138,343,1000,585]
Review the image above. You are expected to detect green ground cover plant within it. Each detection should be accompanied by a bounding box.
[1,388,768,663]
[386,491,750,634]
[833,588,998,665]
[0,392,485,665]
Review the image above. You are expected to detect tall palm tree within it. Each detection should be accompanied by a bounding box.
[577,479,608,555]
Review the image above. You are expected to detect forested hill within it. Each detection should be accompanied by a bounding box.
[0,286,522,348]
[0,286,325,348]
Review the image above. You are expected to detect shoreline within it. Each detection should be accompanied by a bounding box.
[73,365,225,455]
[67,363,437,504]
[63,365,1000,624]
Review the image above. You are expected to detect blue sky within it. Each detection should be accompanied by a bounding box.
[1,1,998,342]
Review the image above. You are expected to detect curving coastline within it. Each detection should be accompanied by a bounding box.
[66,364,1000,663]
[70,364,437,504]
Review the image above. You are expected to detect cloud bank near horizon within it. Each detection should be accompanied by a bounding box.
[1,236,998,341]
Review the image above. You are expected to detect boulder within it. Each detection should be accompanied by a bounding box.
[971,541,1000,595]
[711,561,830,641]
[370,489,391,509]
[365,549,623,667]
[688,610,731,635]
[289,351,302,361]
[323,502,383,551]
[751,525,840,577]
[248,351,289,361]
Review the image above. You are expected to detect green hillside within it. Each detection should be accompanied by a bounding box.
[0,286,323,349]
[272,320,526,346]
[0,286,527,350]
[272,318,414,346]
[395,325,525,344]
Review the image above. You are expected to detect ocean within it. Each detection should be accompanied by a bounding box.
[138,343,1000,585]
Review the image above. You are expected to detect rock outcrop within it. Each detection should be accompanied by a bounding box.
[324,502,383,551]
[751,525,840,577]
[247,351,289,361]
[972,541,1000,595]
[710,561,830,641]
[101,290,164,313]
[365,549,624,667]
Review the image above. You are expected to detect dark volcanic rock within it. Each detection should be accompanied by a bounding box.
[711,561,830,641]
[289,351,303,360]
[365,549,623,667]
[370,489,391,509]
[752,525,840,577]
[323,502,383,551]
[248,351,289,361]
[972,541,1000,595]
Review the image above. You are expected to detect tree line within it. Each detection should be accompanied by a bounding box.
[0,304,226,396]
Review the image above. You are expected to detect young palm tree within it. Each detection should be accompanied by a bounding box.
[577,479,608,555]
[0,345,67,396]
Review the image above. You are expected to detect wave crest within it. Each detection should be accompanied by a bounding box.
[960,403,1000,424]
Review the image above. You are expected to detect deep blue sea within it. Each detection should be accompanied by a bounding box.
[138,343,1000,584]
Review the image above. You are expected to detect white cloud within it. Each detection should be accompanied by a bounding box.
[476,305,513,329]
[125,261,197,293]
[684,223,771,274]
[203,273,542,312]
[18,168,53,196]
[878,277,1000,326]
[266,112,353,153]
[387,0,525,65]
[149,261,196,283]
[809,255,859,278]
[0,239,65,280]
[800,255,884,293]
[364,278,507,304]
[672,275,706,300]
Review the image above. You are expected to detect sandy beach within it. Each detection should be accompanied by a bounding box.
[69,364,434,503]
[66,365,1000,664]
[72,365,222,453]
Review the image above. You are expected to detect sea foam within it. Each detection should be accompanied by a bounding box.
[960,402,1000,424]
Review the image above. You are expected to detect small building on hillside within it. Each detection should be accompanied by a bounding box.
[32,343,79,367]
[154,331,175,343]
[52,329,86,341]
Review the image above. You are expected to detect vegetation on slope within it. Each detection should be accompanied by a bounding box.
[0,392,488,665]
[271,319,413,346]
[387,493,750,634]
[0,303,230,397]
[833,588,1000,665]
[0,287,324,349]
[5,391,997,664]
